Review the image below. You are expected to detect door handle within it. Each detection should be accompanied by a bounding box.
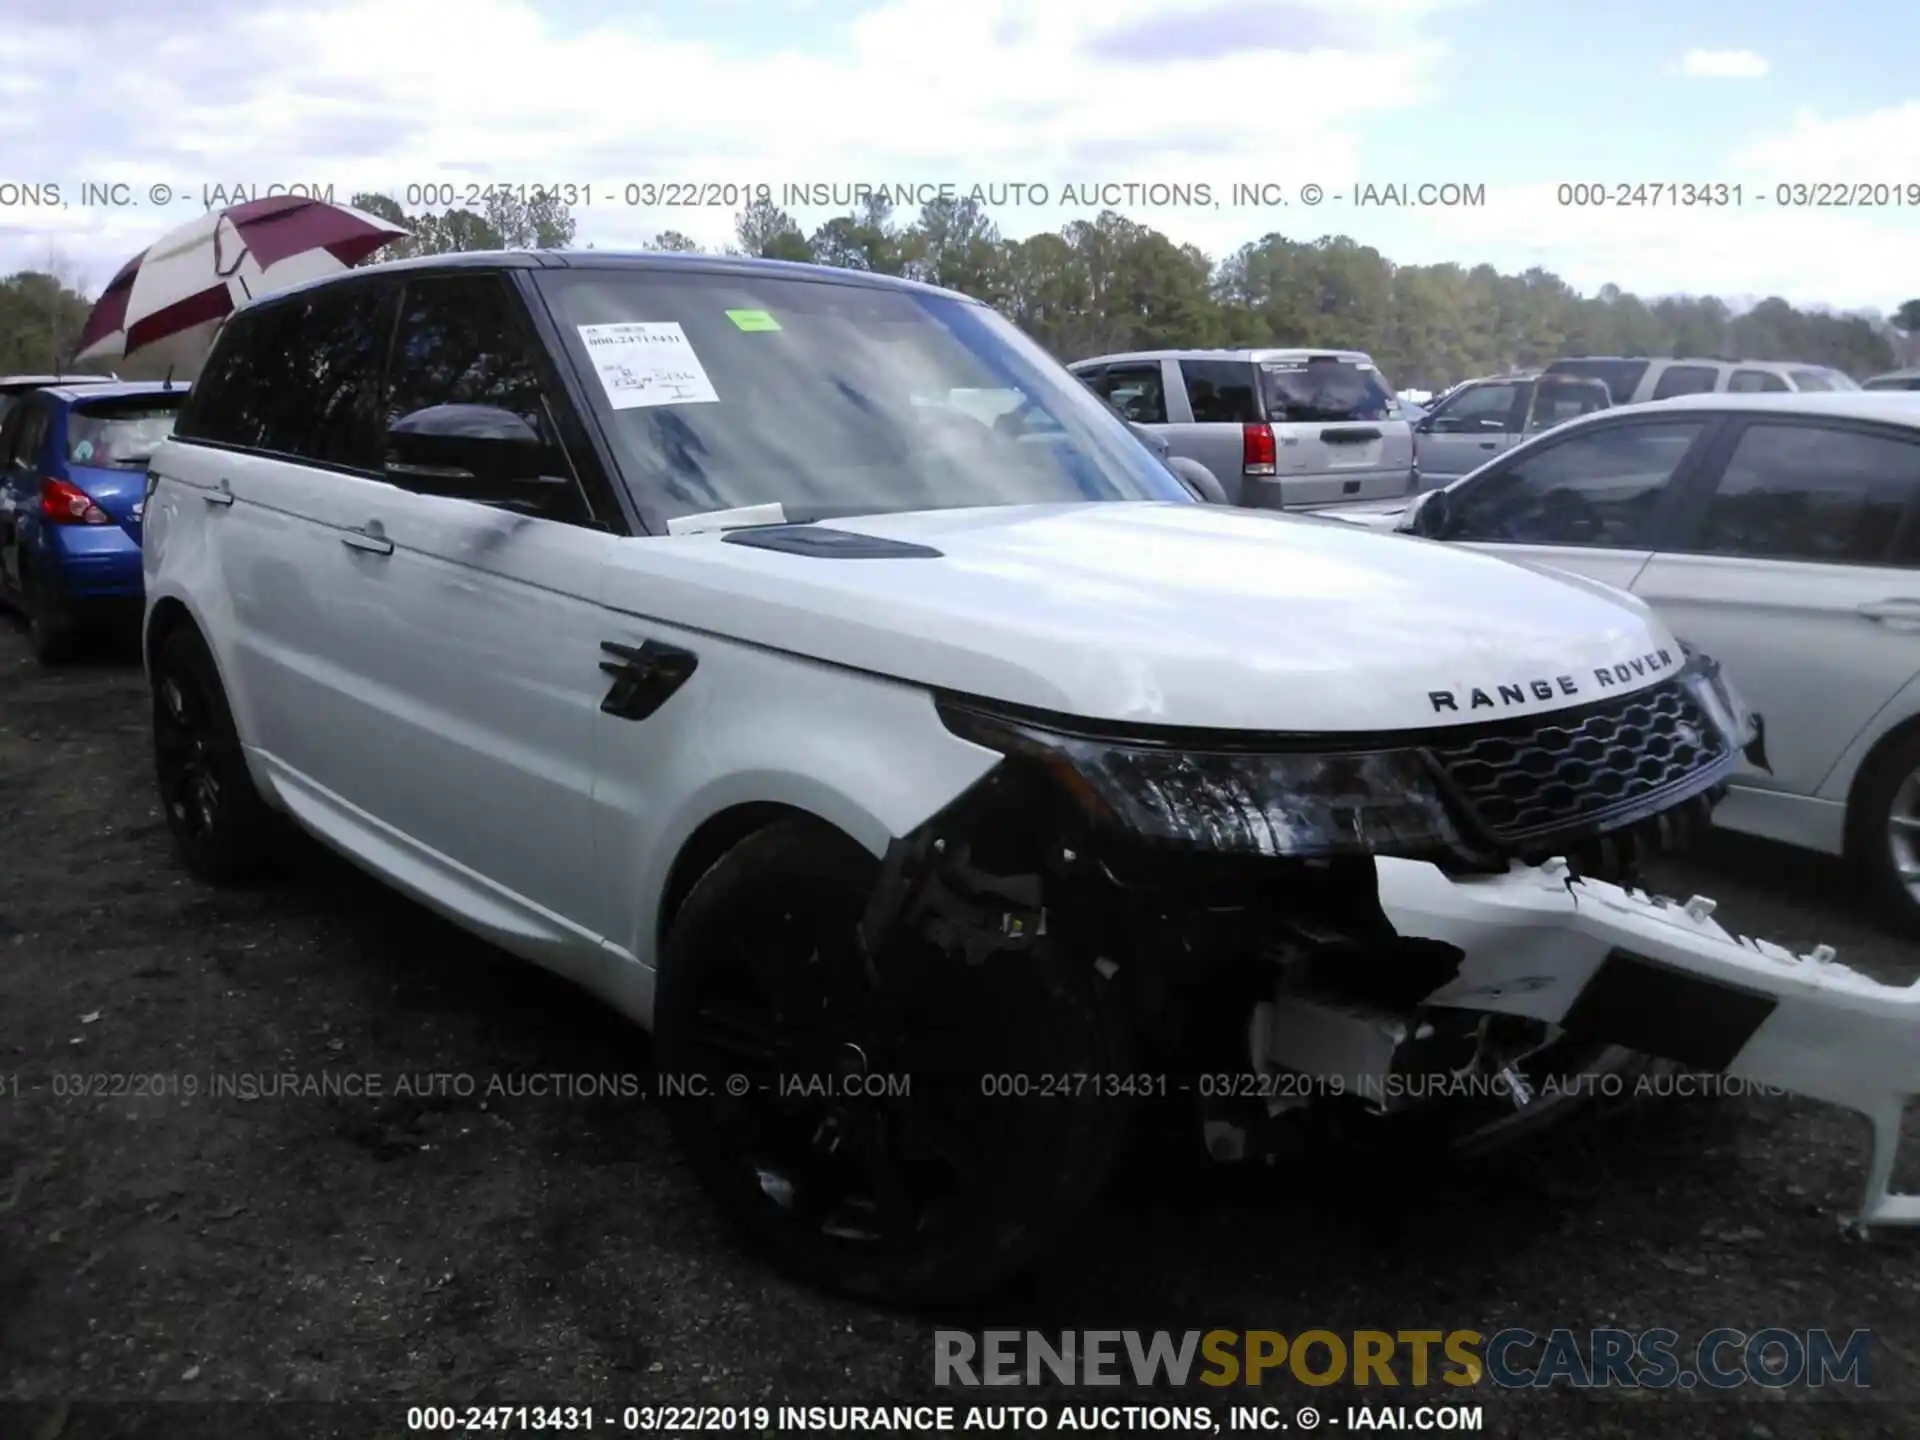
[341,527,393,556]
[203,480,234,507]
[1478,441,1497,449]
[1858,598,1920,622]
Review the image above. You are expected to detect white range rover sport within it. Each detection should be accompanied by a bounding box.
[141,251,1920,1303]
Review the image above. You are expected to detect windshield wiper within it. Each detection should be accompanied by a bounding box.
[663,501,893,536]
[666,502,791,536]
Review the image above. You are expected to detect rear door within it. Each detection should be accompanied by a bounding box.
[335,271,619,941]
[159,281,406,796]
[1167,357,1261,504]
[1257,354,1412,505]
[1630,417,1920,802]
[1435,412,1722,593]
[1417,379,1525,481]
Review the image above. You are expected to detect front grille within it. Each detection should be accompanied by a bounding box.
[1424,680,1729,843]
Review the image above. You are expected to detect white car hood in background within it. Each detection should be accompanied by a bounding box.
[600,503,1684,733]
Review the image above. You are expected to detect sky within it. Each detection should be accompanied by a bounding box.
[1,0,1917,312]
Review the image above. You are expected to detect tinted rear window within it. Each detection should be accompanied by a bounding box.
[1544,360,1648,406]
[1180,358,1262,424]
[1790,369,1836,391]
[68,395,186,468]
[1865,376,1920,391]
[1258,356,1396,423]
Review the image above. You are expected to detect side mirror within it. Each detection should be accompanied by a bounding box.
[1166,455,1227,504]
[383,404,571,502]
[1402,488,1452,538]
[1130,421,1171,459]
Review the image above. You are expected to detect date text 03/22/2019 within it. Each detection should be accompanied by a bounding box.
[1556,181,1920,207]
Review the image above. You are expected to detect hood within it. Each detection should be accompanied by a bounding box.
[599,503,1688,734]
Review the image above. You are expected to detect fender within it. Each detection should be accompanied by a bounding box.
[588,616,1002,989]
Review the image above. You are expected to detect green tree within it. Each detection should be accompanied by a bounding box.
[650,230,703,253]
[735,199,813,261]
[905,196,1006,300]
[482,189,577,249]
[0,267,96,372]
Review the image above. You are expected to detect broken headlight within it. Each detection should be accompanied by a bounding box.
[937,700,1466,859]
[1676,647,1764,765]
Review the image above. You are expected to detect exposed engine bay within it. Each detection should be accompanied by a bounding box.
[852,661,1920,1233]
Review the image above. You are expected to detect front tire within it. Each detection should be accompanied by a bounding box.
[655,819,1130,1304]
[1851,728,1920,934]
[151,625,277,883]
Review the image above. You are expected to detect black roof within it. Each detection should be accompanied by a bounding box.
[237,248,973,312]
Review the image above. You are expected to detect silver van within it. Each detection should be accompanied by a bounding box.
[1068,348,1416,509]
[1541,356,1859,405]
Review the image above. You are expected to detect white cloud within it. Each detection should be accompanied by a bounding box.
[1679,48,1769,79]
[1732,101,1920,177]
[0,0,1458,281]
[0,0,1912,314]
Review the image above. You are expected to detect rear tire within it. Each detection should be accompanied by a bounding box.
[1850,728,1920,935]
[151,625,277,883]
[655,819,1131,1304]
[24,572,80,664]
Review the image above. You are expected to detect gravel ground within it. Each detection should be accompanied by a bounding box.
[2,615,1918,1440]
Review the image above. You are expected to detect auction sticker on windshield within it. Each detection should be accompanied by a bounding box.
[577,322,719,409]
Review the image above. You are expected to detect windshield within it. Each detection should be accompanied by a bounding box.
[67,397,185,467]
[535,269,1188,522]
[1258,356,1396,423]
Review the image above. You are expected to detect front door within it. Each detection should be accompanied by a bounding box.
[1437,413,1722,594]
[1418,380,1525,481]
[329,271,624,945]
[1632,416,1920,800]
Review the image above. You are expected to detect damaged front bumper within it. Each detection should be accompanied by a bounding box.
[1371,854,1920,1231]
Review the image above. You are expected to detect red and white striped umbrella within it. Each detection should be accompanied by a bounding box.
[74,195,406,375]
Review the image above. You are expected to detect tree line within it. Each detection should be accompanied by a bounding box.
[2,189,1913,386]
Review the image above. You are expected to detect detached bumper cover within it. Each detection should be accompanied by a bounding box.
[1376,855,1920,1230]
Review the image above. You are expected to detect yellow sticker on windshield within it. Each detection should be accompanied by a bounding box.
[727,309,781,331]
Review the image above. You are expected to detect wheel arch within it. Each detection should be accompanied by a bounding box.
[654,799,834,952]
[143,593,201,675]
[1843,706,1920,857]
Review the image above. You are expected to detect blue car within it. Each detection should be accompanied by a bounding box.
[0,380,188,661]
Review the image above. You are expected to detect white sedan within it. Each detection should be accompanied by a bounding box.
[1331,391,1920,930]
